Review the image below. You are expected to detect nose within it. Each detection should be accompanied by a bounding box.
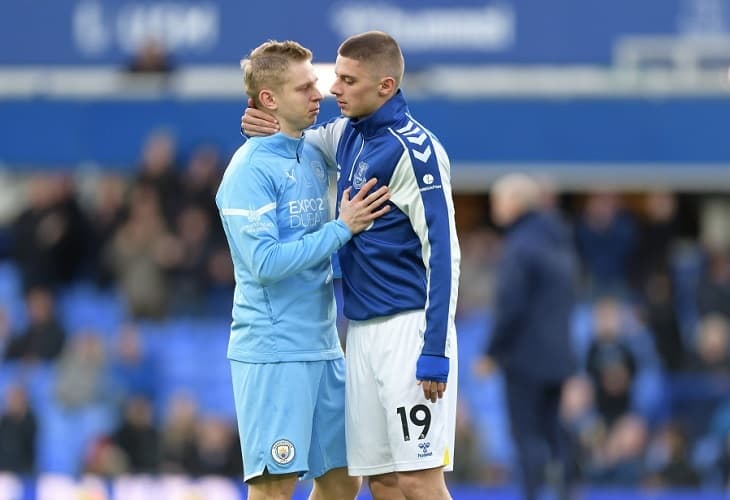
[329,80,341,96]
[312,87,323,101]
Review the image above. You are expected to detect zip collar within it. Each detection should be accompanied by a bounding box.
[255,132,305,162]
[350,90,409,139]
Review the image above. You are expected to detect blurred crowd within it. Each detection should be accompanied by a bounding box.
[456,187,730,491]
[1,130,730,492]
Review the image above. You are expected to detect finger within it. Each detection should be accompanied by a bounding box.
[366,204,391,220]
[341,187,352,202]
[364,186,390,205]
[247,116,279,129]
[437,383,445,400]
[352,178,378,200]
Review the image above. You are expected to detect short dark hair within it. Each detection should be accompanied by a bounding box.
[338,31,404,86]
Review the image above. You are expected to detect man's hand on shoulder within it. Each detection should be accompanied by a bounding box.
[241,98,280,137]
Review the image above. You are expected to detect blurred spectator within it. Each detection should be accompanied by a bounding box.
[0,385,37,474]
[134,131,182,227]
[159,393,199,474]
[478,173,578,500]
[588,414,648,487]
[575,192,637,297]
[644,421,700,489]
[697,247,730,319]
[188,416,242,478]
[456,227,499,317]
[109,324,156,401]
[112,396,160,474]
[560,376,606,482]
[169,204,216,315]
[586,298,638,425]
[450,402,489,484]
[4,287,66,363]
[180,144,225,230]
[638,270,685,372]
[86,174,129,288]
[126,39,175,75]
[686,314,730,373]
[55,333,109,409]
[104,185,182,319]
[83,436,128,477]
[631,192,679,292]
[11,175,89,289]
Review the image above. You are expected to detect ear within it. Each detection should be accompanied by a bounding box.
[378,77,396,97]
[258,89,278,111]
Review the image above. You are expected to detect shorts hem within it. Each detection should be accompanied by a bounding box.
[302,461,349,480]
[243,467,306,483]
[348,459,451,476]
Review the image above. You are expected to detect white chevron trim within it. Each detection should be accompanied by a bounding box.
[407,133,427,146]
[413,146,432,163]
[396,121,414,134]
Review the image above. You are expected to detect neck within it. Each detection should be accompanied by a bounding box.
[278,122,303,139]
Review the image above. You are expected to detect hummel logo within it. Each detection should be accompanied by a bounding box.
[285,169,296,183]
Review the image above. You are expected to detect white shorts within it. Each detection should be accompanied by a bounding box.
[345,310,458,476]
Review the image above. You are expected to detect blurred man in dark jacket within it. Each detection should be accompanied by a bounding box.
[478,173,578,500]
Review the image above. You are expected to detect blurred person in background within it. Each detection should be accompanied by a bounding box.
[630,192,679,293]
[109,323,157,402]
[585,297,639,426]
[697,247,730,319]
[218,39,389,500]
[560,376,606,484]
[126,38,175,75]
[644,420,700,489]
[188,416,242,478]
[686,314,730,374]
[11,175,89,289]
[86,174,129,288]
[0,385,37,474]
[575,192,637,298]
[159,393,199,474]
[587,414,648,487]
[133,130,182,227]
[104,184,181,319]
[638,269,685,372]
[476,173,578,500]
[3,286,66,363]
[55,332,110,409]
[112,395,160,474]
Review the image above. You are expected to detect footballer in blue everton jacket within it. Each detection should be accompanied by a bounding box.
[244,31,460,500]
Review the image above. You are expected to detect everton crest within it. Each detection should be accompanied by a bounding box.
[352,161,368,190]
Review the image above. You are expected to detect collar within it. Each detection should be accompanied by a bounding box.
[257,132,305,161]
[350,90,409,139]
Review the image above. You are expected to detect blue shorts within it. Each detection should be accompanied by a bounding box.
[230,358,348,482]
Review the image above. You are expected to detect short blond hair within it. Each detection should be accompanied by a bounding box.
[338,31,404,86]
[240,40,312,107]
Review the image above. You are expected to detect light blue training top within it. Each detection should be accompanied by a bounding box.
[216,132,351,363]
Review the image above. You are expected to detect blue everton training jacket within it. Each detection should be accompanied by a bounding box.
[306,90,461,360]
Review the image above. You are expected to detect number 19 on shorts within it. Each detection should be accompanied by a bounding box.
[396,404,431,441]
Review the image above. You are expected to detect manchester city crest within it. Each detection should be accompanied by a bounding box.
[271,439,295,465]
[311,160,326,183]
[353,161,368,190]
